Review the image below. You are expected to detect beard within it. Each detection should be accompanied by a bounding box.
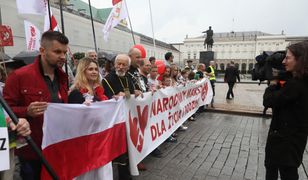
[116,70,126,77]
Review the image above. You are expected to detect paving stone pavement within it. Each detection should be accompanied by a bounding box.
[134,112,308,180]
[207,82,272,116]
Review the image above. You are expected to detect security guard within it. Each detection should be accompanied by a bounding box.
[206,60,216,108]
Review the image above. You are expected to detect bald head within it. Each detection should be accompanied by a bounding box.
[210,61,215,66]
[128,47,142,67]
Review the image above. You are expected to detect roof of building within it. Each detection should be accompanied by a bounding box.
[187,31,276,42]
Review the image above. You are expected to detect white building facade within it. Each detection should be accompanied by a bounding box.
[174,32,308,73]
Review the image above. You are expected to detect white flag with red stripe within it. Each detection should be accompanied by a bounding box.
[24,20,41,51]
[102,0,128,41]
[16,0,47,15]
[41,99,127,180]
[44,6,59,32]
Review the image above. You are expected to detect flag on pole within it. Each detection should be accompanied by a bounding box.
[24,21,41,51]
[41,100,127,180]
[16,0,47,15]
[0,25,14,46]
[102,0,128,41]
[44,6,59,32]
[0,106,10,171]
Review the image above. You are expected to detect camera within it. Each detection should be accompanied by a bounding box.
[252,51,287,82]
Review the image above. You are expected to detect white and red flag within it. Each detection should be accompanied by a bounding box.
[16,0,47,15]
[44,6,59,32]
[102,0,128,41]
[41,99,127,180]
[24,20,41,51]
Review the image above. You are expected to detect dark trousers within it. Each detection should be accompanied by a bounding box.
[227,82,235,98]
[266,165,299,180]
[20,159,41,180]
[117,164,132,180]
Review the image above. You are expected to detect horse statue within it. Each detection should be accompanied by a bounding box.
[203,26,214,51]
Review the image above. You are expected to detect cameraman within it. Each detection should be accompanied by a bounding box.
[263,41,308,180]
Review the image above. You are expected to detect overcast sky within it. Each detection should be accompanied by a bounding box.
[82,0,308,43]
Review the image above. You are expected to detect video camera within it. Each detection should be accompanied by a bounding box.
[251,51,286,82]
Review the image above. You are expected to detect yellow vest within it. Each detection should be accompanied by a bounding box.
[209,66,216,81]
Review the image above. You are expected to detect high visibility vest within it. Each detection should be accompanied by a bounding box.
[209,66,216,81]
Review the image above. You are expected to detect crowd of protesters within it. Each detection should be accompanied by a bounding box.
[7,31,308,180]
[0,31,216,180]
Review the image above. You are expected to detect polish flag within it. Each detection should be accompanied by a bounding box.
[44,6,59,32]
[41,100,127,180]
[102,0,128,41]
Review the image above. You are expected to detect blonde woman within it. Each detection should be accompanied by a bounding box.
[68,57,108,104]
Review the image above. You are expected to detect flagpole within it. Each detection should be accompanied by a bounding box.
[148,0,156,56]
[124,0,136,45]
[88,0,98,52]
[47,0,52,30]
[59,0,65,34]
[0,95,59,179]
[57,0,69,88]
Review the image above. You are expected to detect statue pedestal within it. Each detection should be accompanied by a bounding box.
[199,51,214,66]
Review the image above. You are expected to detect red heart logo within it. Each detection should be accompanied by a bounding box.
[137,134,144,152]
[129,105,149,153]
[137,105,149,135]
[129,111,140,148]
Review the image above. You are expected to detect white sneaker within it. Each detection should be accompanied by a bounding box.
[180,125,188,131]
[189,117,195,121]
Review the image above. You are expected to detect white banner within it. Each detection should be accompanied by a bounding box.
[24,20,41,51]
[125,79,213,175]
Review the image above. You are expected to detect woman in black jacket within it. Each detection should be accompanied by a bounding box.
[263,41,308,180]
[68,57,108,104]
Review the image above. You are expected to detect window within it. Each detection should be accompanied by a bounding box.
[241,63,247,74]
[188,53,191,59]
[193,53,196,59]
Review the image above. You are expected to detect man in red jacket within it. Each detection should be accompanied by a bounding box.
[3,31,69,179]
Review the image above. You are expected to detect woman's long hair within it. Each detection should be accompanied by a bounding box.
[287,41,308,78]
[71,57,100,91]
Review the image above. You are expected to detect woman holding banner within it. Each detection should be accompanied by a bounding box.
[68,57,108,104]
[68,57,111,179]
